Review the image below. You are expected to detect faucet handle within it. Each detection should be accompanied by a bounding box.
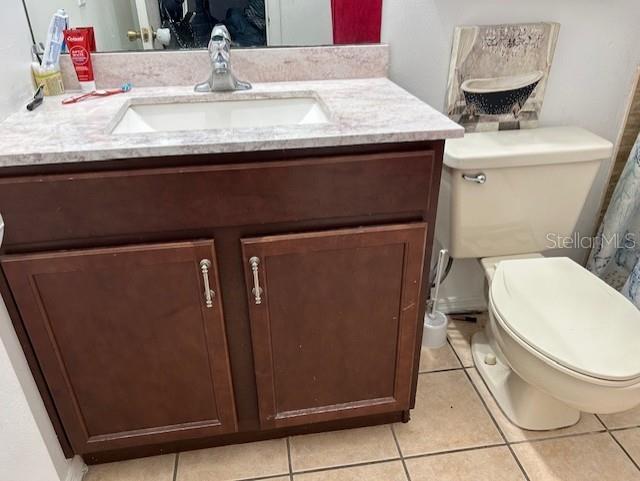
[211,24,231,45]
[208,24,231,67]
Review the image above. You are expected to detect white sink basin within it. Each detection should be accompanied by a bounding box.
[112,96,330,134]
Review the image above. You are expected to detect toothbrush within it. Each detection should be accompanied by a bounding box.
[62,83,133,105]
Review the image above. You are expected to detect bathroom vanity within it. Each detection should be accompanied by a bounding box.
[0,77,462,463]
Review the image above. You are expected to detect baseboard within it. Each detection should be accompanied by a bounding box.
[65,456,87,481]
[437,295,486,314]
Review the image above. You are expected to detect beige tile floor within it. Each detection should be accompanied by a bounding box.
[84,315,640,481]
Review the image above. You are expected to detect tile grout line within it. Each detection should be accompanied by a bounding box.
[507,429,608,446]
[169,448,294,481]
[595,413,605,426]
[419,366,465,375]
[285,440,536,477]
[240,474,297,481]
[286,437,294,481]
[401,442,506,460]
[606,424,640,433]
[390,424,412,481]
[461,367,532,481]
[446,335,532,481]
[172,452,179,481]
[445,338,510,443]
[608,430,640,472]
[595,413,640,473]
[290,457,402,477]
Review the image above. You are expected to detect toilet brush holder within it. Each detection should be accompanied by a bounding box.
[422,310,448,349]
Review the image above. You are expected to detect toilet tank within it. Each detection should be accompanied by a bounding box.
[436,126,613,259]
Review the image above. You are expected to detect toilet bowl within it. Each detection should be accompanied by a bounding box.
[437,126,640,430]
[472,256,640,430]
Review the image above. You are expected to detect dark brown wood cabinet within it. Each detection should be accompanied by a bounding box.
[0,143,444,462]
[242,224,426,429]
[2,241,237,454]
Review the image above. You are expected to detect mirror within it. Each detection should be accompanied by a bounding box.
[22,0,383,52]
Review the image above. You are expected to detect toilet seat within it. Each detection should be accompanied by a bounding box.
[490,257,640,382]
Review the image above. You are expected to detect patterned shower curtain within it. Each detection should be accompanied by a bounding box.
[587,133,640,307]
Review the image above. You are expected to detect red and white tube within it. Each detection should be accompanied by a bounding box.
[63,28,96,92]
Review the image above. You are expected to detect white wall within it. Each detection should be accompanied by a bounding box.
[1,3,85,480]
[382,0,640,311]
[0,301,85,481]
[0,0,33,121]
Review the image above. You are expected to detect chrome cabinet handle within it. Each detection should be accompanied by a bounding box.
[199,259,216,308]
[249,256,263,305]
[462,173,487,184]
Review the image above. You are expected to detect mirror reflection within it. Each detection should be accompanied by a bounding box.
[22,0,383,52]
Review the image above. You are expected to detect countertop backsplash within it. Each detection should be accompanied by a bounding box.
[59,44,390,90]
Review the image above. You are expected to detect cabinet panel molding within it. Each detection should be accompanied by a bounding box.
[241,223,428,429]
[2,240,237,453]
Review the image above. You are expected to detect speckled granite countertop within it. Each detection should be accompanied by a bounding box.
[0,78,463,168]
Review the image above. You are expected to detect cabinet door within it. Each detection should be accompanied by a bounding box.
[2,241,237,454]
[242,224,427,429]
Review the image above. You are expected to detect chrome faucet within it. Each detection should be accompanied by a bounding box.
[194,25,251,92]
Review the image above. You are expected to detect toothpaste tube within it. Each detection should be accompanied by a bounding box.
[63,28,97,92]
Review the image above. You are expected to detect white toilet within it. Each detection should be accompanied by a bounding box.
[438,126,640,430]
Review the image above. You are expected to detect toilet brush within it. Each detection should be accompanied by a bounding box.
[422,249,449,349]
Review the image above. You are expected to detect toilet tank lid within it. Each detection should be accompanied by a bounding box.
[444,126,613,170]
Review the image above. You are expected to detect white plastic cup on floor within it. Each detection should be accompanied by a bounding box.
[422,310,448,349]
